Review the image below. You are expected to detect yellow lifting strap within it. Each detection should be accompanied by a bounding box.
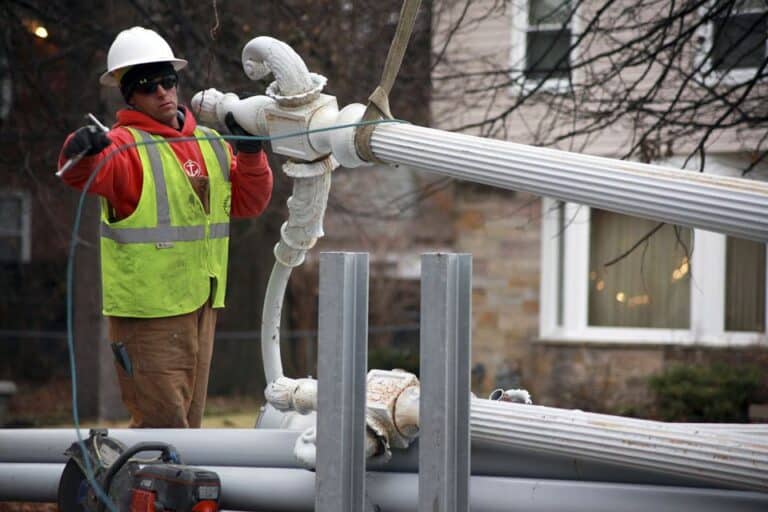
[355,0,423,163]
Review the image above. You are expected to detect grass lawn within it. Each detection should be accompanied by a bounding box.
[4,378,261,428]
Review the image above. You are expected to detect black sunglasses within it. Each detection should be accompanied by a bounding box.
[134,74,178,95]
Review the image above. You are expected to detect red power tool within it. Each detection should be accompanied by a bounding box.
[128,464,220,512]
[57,429,221,512]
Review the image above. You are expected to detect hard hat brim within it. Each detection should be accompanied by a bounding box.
[99,58,188,87]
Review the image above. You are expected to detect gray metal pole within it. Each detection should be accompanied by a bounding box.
[4,422,766,491]
[4,463,768,512]
[0,428,302,466]
[316,252,369,512]
[0,463,61,501]
[419,253,472,512]
[0,428,743,489]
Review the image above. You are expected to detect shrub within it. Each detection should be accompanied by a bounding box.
[649,363,760,422]
[368,345,419,376]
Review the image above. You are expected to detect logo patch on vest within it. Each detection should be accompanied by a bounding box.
[183,159,202,177]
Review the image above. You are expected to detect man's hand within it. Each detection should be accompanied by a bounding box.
[63,125,111,158]
[225,112,262,153]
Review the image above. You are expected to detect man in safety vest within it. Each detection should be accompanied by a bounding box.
[57,27,273,428]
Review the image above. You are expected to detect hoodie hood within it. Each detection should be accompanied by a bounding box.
[114,105,197,137]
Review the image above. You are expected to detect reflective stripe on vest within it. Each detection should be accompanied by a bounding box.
[101,222,230,243]
[198,126,230,181]
[99,128,231,244]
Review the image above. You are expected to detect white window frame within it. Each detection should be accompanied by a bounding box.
[509,0,580,94]
[0,190,31,263]
[539,159,768,347]
[696,0,768,86]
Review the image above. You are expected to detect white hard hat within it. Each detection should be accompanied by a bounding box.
[100,27,187,86]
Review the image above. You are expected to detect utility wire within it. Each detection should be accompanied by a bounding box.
[63,117,405,507]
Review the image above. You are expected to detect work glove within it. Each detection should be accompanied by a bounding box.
[63,125,111,158]
[225,112,262,153]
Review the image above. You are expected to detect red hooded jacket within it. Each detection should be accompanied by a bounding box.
[58,106,273,220]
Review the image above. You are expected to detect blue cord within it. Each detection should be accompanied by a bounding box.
[63,117,405,508]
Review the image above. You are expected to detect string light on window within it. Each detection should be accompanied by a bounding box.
[591,271,605,291]
[628,294,650,307]
[672,256,690,281]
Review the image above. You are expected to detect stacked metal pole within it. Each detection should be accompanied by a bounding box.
[3,463,768,511]
[1,249,766,499]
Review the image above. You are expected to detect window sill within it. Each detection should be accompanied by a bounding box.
[508,76,574,96]
[697,67,764,88]
[537,327,767,347]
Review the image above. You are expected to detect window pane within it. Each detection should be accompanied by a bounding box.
[0,236,20,261]
[529,0,572,25]
[588,210,691,328]
[712,13,767,71]
[725,237,766,332]
[526,29,571,79]
[0,196,22,233]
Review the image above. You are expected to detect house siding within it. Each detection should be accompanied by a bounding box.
[432,0,768,411]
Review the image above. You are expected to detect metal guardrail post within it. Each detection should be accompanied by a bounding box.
[315,252,369,512]
[419,253,472,512]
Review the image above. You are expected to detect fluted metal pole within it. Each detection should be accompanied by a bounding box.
[371,124,768,242]
[470,398,768,492]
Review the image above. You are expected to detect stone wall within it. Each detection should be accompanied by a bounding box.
[529,343,768,416]
[528,343,664,413]
[454,183,768,417]
[453,183,541,394]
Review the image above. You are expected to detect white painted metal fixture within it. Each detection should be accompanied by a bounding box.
[192,37,338,395]
[186,35,768,489]
[192,37,411,466]
[488,388,533,404]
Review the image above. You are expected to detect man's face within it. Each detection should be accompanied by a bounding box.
[129,74,179,128]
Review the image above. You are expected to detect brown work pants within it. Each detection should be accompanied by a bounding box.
[108,302,217,428]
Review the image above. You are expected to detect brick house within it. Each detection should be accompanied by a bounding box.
[431,0,768,412]
[3,0,765,422]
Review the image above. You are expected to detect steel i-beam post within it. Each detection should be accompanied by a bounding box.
[316,252,369,512]
[419,253,472,512]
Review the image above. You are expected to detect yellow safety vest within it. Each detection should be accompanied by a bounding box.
[99,126,231,317]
